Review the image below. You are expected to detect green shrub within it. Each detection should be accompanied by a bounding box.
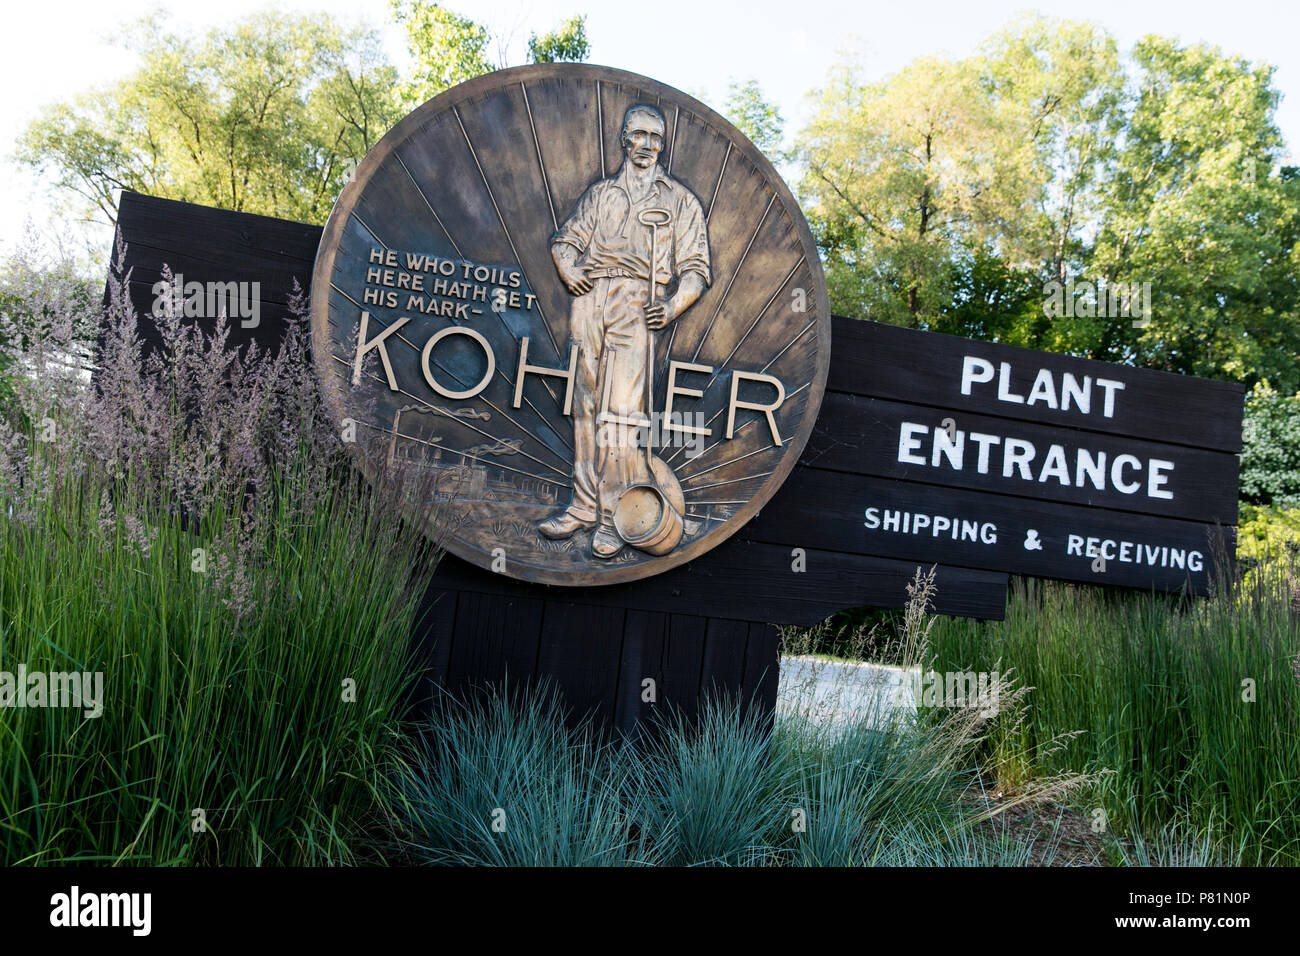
[384,683,641,867]
[1240,381,1300,508]
[1237,502,1300,573]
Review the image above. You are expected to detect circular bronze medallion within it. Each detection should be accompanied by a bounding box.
[311,64,830,585]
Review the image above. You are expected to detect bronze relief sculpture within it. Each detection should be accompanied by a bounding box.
[311,64,830,585]
[541,103,710,558]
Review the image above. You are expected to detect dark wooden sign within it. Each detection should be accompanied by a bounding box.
[802,319,1241,594]
[102,68,1243,729]
[107,190,1006,731]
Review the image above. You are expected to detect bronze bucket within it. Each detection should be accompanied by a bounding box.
[613,472,684,556]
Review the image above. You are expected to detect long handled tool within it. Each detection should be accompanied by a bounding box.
[639,208,671,468]
[612,208,685,555]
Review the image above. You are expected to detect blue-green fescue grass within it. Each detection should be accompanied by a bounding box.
[382,683,1077,867]
[1108,817,1248,867]
[632,696,797,865]
[876,817,1065,866]
[384,575,1088,867]
[774,708,974,866]
[382,683,644,867]
[925,569,1300,865]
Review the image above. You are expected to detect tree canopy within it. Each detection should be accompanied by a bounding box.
[19,5,592,228]
[723,79,785,160]
[19,11,404,226]
[796,15,1300,391]
[391,0,493,106]
[527,15,591,65]
[1240,382,1300,507]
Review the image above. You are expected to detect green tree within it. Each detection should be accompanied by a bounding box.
[979,17,1125,284]
[393,3,593,107]
[1240,382,1300,508]
[391,1,493,106]
[17,10,402,227]
[20,5,595,231]
[1089,38,1300,388]
[723,79,784,159]
[798,52,1041,327]
[527,15,590,64]
[799,18,1127,332]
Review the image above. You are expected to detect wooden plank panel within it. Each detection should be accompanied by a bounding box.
[115,191,321,305]
[746,467,1233,594]
[405,587,457,715]
[804,391,1239,524]
[613,609,669,734]
[742,622,782,717]
[428,541,1008,623]
[615,610,709,730]
[535,601,627,724]
[660,614,709,722]
[446,591,546,686]
[828,315,1246,454]
[701,619,749,700]
[118,280,300,346]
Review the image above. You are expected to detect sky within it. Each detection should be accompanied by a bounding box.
[4,0,1299,257]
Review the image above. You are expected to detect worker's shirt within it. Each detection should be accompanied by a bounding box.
[552,162,712,288]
